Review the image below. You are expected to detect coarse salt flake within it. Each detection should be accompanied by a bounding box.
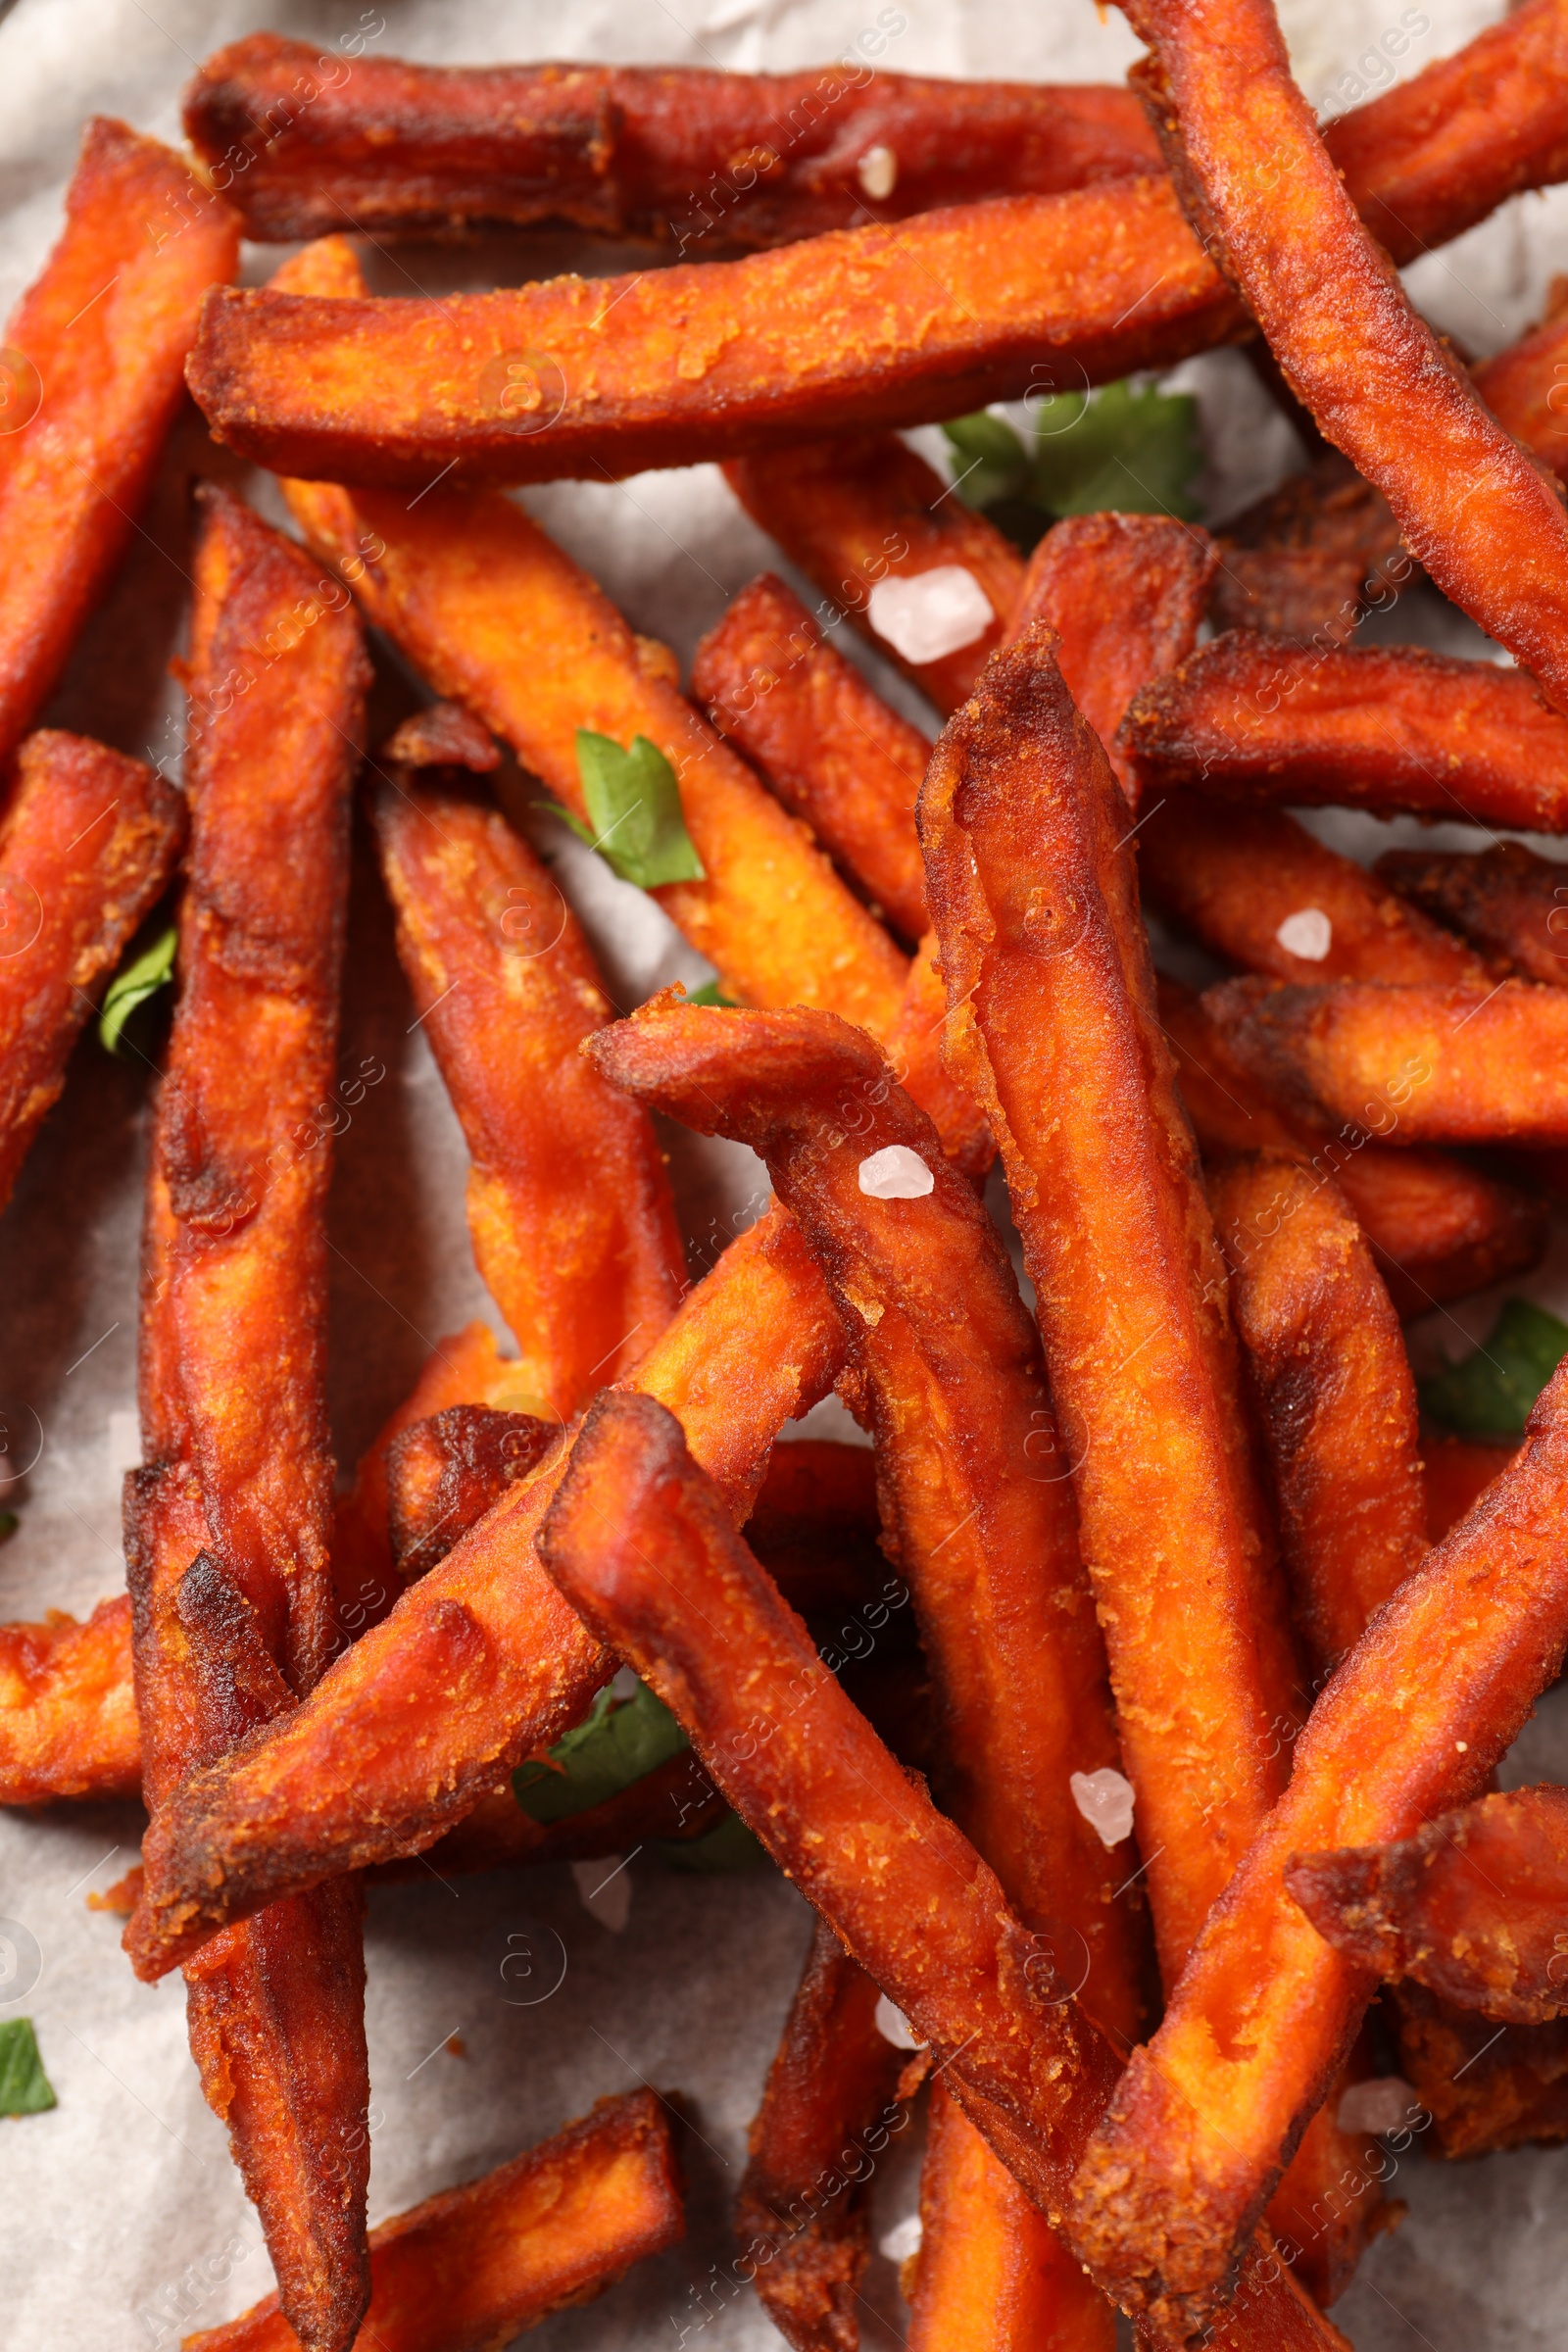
[857,143,899,201]
[1275,906,1333,961]
[858,1145,934,1200]
[866,566,994,664]
[879,2213,923,2264]
[874,1993,925,2049]
[1338,2076,1420,2136]
[1069,1767,1136,1849]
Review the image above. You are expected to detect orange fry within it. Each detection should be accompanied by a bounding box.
[1121,0,1568,712]
[186,2090,684,2352]
[0,1593,138,1802]
[0,729,184,1210]
[1121,633,1568,830]
[184,36,1162,245]
[692,571,931,942]
[1421,1434,1517,1544]
[1066,1354,1568,2339]
[0,120,238,765]
[1288,1785,1568,2027]
[1209,1155,1427,1678]
[1389,1983,1568,2158]
[722,435,1025,715]
[1375,840,1568,987]
[1206,455,1401,648]
[537,1389,1348,2352]
[1474,285,1568,477]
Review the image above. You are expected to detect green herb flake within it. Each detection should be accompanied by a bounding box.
[941,411,1032,510]
[572,732,706,889]
[99,923,176,1058]
[1418,1298,1568,1439]
[0,2019,56,2116]
[683,979,736,1007]
[514,1678,689,1825]
[943,379,1204,541]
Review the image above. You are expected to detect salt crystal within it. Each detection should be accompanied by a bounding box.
[570,1854,633,1934]
[857,144,899,201]
[874,1993,925,2049]
[858,1145,934,1200]
[866,566,994,664]
[879,2213,923,2264]
[1337,2076,1421,2137]
[1069,1767,1136,1849]
[1275,906,1333,961]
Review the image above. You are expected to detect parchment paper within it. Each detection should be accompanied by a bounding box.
[2,1,1567,2345]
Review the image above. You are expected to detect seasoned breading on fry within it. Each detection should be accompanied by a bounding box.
[184,37,1164,245]
[0,120,238,765]
[0,1593,138,1802]
[1066,1353,1568,2340]
[1120,635,1568,830]
[121,486,372,2352]
[185,2090,684,2352]
[1375,841,1568,987]
[1288,1786,1568,2026]
[0,730,184,1211]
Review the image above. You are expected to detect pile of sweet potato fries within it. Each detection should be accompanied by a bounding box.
[7,5,1568,2345]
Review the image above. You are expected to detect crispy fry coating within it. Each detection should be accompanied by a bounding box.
[722,436,1025,715]
[1123,0,1568,712]
[185,2090,684,2352]
[1066,1353,1568,2338]
[736,1918,920,2351]
[0,1593,139,1802]
[692,572,931,941]
[1140,799,1489,989]
[1207,456,1402,646]
[1288,1786,1568,2026]
[1205,975,1568,1147]
[1392,1982,1568,2158]
[1209,1155,1427,1677]
[184,36,1163,245]
[1421,1434,1516,1543]
[1376,841,1568,987]
[741,1439,884,1620]
[1474,289,1568,476]
[1003,514,1217,808]
[386,1406,560,1582]
[537,1390,1348,2350]
[0,729,184,1210]
[0,119,238,765]
[1121,634,1568,829]
[920,626,1298,1984]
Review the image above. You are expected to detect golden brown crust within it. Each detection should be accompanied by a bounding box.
[0,1593,139,1801]
[1375,840,1568,987]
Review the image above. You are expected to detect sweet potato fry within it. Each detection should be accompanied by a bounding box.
[1123,0,1568,711]
[1002,513,1217,808]
[1473,287,1568,477]
[691,572,931,941]
[1392,1981,1568,2158]
[122,486,371,2352]
[536,1389,1348,2351]
[371,722,684,1416]
[920,625,1299,1984]
[1205,974,1568,1147]
[385,1405,560,1582]
[741,1439,885,1621]
[0,1593,138,1802]
[0,729,184,1211]
[1066,1352,1568,2339]
[0,119,238,765]
[1140,799,1489,990]
[1159,977,1546,1315]
[1287,1786,1568,2026]
[1209,1155,1427,1676]
[184,36,1163,246]
[736,1918,921,2351]
[185,2089,684,2352]
[722,436,1025,715]
[1375,841,1568,987]
[1421,1433,1517,1543]
[1206,456,1402,646]
[1120,633,1568,831]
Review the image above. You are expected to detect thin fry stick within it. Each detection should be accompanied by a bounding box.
[1375,840,1568,987]
[0,1593,138,1801]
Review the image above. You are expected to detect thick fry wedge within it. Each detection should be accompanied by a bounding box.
[371,720,684,1418]
[1205,975,1568,1147]
[1121,634,1568,830]
[185,2090,683,2352]
[1140,798,1489,989]
[0,1592,138,1801]
[184,36,1163,245]
[1209,1155,1427,1677]
[1122,0,1568,710]
[1376,841,1568,987]
[1066,1353,1568,2339]
[122,486,371,2352]
[536,1389,1348,2352]
[1288,1786,1568,2026]
[722,435,1025,715]
[692,572,931,941]
[1003,514,1217,808]
[0,729,184,1210]
[1159,977,1546,1315]
[0,119,238,764]
[921,625,1299,1984]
